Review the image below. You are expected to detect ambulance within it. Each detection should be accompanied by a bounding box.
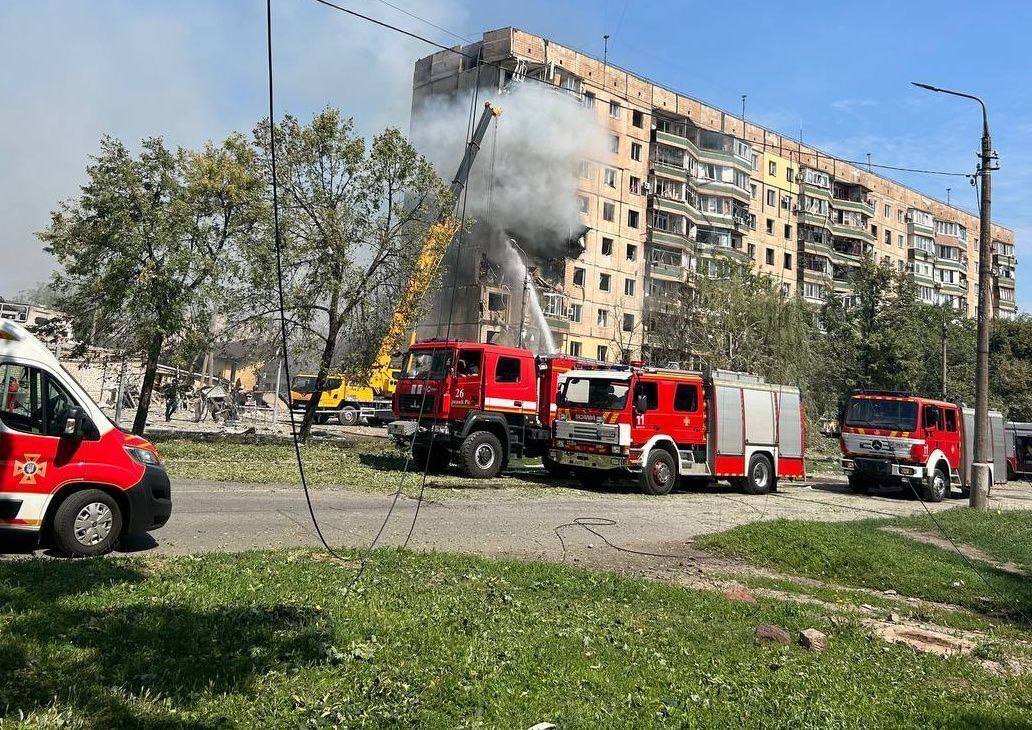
[0,320,171,556]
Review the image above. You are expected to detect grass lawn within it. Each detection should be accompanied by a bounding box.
[695,509,1032,627]
[152,436,563,495]
[1,549,1029,728]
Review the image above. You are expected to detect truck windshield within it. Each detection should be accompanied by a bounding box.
[559,377,630,411]
[291,376,342,393]
[844,397,918,431]
[402,349,453,380]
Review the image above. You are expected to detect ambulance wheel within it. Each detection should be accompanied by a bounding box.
[460,431,504,479]
[848,473,870,494]
[922,465,948,503]
[337,406,359,426]
[52,489,123,557]
[742,453,775,495]
[639,449,677,496]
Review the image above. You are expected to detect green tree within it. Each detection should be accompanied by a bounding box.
[242,109,449,442]
[990,316,1032,420]
[39,134,263,434]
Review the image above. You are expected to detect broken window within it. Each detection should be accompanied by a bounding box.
[487,292,508,311]
[599,273,611,291]
[601,237,613,255]
[573,267,585,286]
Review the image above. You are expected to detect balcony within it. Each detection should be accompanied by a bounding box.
[648,259,686,282]
[540,292,571,331]
[831,195,875,216]
[829,218,874,242]
[832,238,865,260]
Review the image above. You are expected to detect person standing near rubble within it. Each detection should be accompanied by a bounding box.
[162,378,179,422]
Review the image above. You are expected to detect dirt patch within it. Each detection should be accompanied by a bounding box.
[880,526,1029,577]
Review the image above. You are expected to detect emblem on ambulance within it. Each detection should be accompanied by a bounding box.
[13,454,47,485]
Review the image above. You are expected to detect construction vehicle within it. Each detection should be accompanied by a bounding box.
[547,365,805,495]
[290,101,503,426]
[1,320,171,556]
[387,340,599,478]
[839,390,1007,501]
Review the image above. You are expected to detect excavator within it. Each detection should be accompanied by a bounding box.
[289,100,503,426]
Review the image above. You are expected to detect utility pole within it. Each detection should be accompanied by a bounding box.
[913,82,995,510]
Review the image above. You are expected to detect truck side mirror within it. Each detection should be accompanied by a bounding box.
[62,406,89,438]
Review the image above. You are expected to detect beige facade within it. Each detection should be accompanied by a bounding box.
[411,27,1018,361]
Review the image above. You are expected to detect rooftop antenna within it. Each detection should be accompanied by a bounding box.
[741,94,747,122]
[866,153,872,172]
[946,186,952,205]
[603,34,609,67]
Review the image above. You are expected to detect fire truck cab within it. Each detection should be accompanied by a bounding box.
[548,366,805,495]
[387,340,593,478]
[0,321,171,556]
[839,391,1007,501]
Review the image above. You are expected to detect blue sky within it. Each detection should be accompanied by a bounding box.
[2,0,1030,310]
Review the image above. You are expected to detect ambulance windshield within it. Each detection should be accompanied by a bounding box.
[844,397,918,431]
[559,377,629,411]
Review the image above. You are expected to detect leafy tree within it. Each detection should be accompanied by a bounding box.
[646,263,812,385]
[990,316,1032,420]
[39,134,263,434]
[241,109,449,442]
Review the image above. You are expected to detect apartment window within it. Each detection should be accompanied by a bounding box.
[487,291,508,311]
[568,340,582,357]
[573,267,585,286]
[597,345,608,362]
[597,308,609,327]
[485,330,499,344]
[898,233,904,248]
[577,160,590,179]
[747,242,756,259]
[750,183,758,200]
[569,303,582,322]
[603,168,617,187]
[884,204,891,218]
[765,247,775,265]
[632,109,643,128]
[626,244,638,261]
[624,278,635,296]
[784,252,793,270]
[609,134,619,153]
[872,224,878,238]
[781,194,792,210]
[602,202,615,222]
[766,218,774,235]
[609,100,621,118]
[786,167,794,182]
[584,91,595,108]
[630,142,642,161]
[599,272,611,291]
[627,209,640,228]
[766,189,776,207]
[629,175,641,194]
[897,210,904,223]
[784,224,792,239]
[601,237,613,255]
[768,160,777,176]
[884,229,892,246]
[577,195,589,214]
[622,313,635,332]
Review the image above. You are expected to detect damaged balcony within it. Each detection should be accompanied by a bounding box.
[832,181,875,215]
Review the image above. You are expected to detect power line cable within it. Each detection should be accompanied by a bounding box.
[368,0,472,44]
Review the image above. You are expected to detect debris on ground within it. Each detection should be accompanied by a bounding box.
[755,624,791,645]
[799,628,828,653]
[723,585,757,604]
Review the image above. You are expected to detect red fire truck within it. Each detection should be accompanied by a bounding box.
[387,340,597,478]
[547,366,805,495]
[1,320,171,556]
[839,391,1008,501]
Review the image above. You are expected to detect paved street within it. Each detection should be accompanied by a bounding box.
[6,477,1027,563]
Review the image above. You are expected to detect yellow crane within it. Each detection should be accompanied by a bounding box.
[290,101,502,426]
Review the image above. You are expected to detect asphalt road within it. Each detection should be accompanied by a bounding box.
[7,477,1027,563]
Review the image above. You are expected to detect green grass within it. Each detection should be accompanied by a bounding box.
[1,549,1029,728]
[695,509,1032,626]
[152,436,566,495]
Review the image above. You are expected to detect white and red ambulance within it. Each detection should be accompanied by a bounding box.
[0,320,171,556]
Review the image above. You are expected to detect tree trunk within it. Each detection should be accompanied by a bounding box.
[132,331,164,435]
[298,289,343,443]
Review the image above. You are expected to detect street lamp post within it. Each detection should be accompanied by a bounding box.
[912,82,994,510]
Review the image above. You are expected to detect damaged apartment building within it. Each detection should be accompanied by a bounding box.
[410,27,1019,363]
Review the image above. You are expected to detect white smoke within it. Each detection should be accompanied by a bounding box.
[412,81,606,251]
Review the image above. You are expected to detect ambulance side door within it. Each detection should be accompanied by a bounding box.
[0,363,83,528]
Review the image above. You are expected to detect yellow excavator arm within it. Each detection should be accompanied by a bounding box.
[367,101,502,396]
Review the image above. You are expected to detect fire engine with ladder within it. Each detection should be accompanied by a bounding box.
[548,365,805,495]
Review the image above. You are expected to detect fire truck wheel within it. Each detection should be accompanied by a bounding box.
[337,406,359,426]
[640,449,677,496]
[52,489,123,557]
[742,454,776,495]
[460,431,504,479]
[923,465,948,502]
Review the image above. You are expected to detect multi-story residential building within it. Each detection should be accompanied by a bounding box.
[410,27,1019,360]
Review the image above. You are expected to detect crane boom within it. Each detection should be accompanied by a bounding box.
[367,101,502,395]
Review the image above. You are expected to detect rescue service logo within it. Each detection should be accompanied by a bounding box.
[13,454,48,485]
